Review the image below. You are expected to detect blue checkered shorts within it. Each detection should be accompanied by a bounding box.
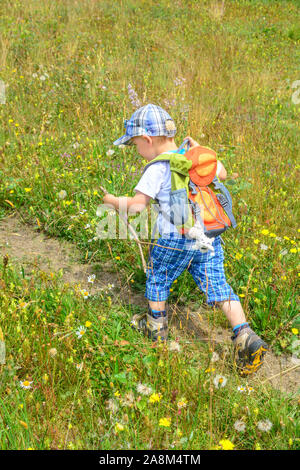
[145,235,240,306]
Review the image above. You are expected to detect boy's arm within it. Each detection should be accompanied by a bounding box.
[217,160,227,180]
[103,191,151,214]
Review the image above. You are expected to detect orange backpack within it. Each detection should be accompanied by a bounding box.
[143,139,237,239]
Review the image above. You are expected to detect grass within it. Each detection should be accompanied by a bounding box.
[0,259,298,450]
[0,0,299,450]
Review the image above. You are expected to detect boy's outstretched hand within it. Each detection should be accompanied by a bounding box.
[184,135,200,149]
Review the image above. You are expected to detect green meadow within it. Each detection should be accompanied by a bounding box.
[0,0,299,450]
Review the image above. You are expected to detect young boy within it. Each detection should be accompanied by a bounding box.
[104,103,268,376]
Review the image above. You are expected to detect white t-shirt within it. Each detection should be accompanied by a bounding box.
[134,153,222,238]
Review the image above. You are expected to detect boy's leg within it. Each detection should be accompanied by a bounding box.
[132,237,193,342]
[217,300,268,376]
[217,300,247,328]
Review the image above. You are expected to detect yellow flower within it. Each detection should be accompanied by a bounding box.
[292,328,298,335]
[255,443,261,450]
[159,417,171,427]
[254,239,260,244]
[219,439,235,450]
[114,391,120,397]
[24,188,32,192]
[269,233,276,237]
[115,256,120,260]
[149,393,162,404]
[261,229,269,235]
[115,422,125,433]
[235,253,243,260]
[85,321,92,328]
[290,248,297,253]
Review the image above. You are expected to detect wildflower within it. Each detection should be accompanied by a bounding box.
[85,321,92,328]
[237,385,246,392]
[20,380,32,390]
[81,290,90,299]
[261,229,269,235]
[75,326,86,338]
[115,422,125,433]
[76,363,83,371]
[292,328,299,335]
[24,188,32,192]
[168,341,181,352]
[84,224,90,229]
[121,391,135,407]
[260,244,269,251]
[87,274,96,284]
[290,248,297,254]
[219,439,235,450]
[149,393,162,404]
[136,383,152,396]
[40,75,46,81]
[211,352,220,363]
[58,190,67,200]
[159,417,171,428]
[254,239,260,244]
[106,399,119,414]
[205,367,216,373]
[106,149,115,156]
[257,419,273,432]
[234,420,246,433]
[115,256,120,261]
[213,375,227,388]
[127,83,141,108]
[174,76,186,86]
[177,397,188,409]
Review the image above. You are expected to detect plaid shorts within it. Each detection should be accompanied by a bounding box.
[145,235,240,306]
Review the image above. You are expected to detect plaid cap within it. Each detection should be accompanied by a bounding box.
[113,103,177,146]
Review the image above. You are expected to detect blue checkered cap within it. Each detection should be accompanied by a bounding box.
[113,103,177,146]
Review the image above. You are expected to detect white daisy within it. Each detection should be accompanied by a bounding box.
[58,190,67,200]
[213,374,227,388]
[20,380,33,390]
[106,149,115,156]
[75,326,86,338]
[87,274,96,284]
[81,290,90,299]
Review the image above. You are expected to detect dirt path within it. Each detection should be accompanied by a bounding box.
[0,213,299,396]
